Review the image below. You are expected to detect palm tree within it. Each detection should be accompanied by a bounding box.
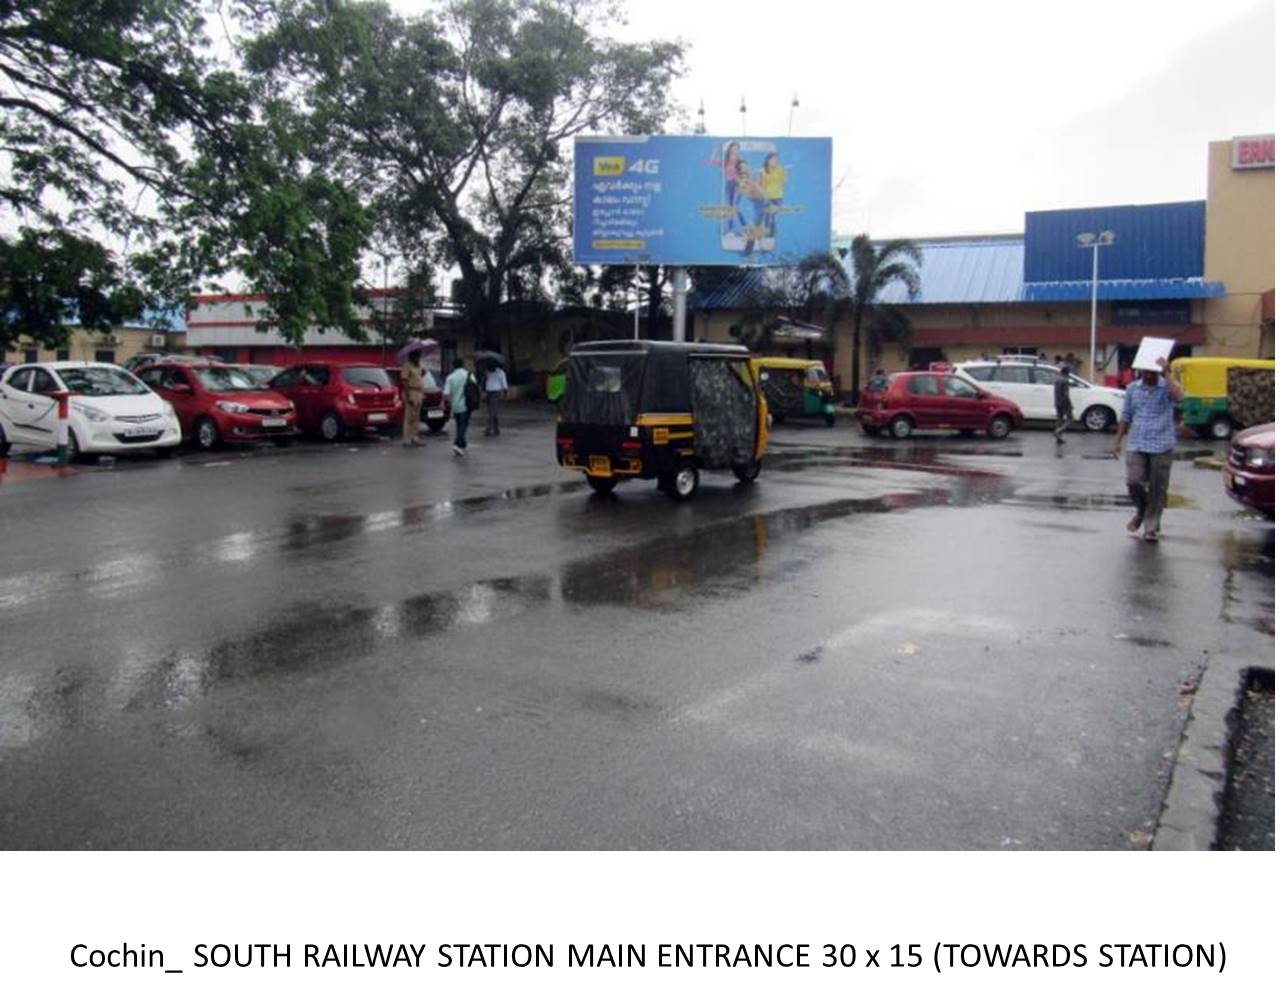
[836,235,922,395]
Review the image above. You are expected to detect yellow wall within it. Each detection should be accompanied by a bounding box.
[1204,139,1274,357]
[4,328,185,367]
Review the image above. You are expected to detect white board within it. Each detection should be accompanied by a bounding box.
[1133,336,1176,372]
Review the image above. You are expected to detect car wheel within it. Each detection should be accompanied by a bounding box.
[860,423,882,437]
[195,417,221,451]
[733,459,761,483]
[986,413,1013,439]
[319,411,343,442]
[1081,405,1115,433]
[665,462,700,501]
[0,422,9,458]
[824,413,836,427]
[1209,415,1234,441]
[889,415,914,439]
[586,475,617,495]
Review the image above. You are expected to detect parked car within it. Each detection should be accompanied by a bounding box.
[954,356,1124,432]
[1224,423,1274,518]
[136,360,298,450]
[0,361,181,457]
[384,367,449,433]
[269,362,403,441]
[857,370,1023,439]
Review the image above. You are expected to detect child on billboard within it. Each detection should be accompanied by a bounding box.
[719,139,775,255]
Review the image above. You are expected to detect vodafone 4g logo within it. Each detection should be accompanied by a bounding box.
[593,156,660,176]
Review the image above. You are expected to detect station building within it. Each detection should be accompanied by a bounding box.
[689,135,1273,394]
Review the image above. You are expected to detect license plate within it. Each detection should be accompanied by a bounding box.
[589,455,611,476]
[1234,474,1247,487]
[262,417,287,427]
[122,425,157,437]
[423,409,443,419]
[367,412,388,423]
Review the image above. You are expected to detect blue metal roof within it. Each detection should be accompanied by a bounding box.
[1022,278,1225,302]
[870,236,1025,304]
[1024,202,1206,282]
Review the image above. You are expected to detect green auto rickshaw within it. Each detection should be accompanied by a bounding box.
[750,356,837,426]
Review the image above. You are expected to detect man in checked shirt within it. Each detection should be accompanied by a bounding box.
[1110,356,1184,542]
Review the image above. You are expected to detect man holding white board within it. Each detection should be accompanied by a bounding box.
[1111,337,1184,542]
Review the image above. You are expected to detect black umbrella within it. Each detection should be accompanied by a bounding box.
[474,349,506,370]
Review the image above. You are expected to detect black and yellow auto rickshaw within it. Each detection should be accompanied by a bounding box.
[750,356,837,426]
[555,341,768,500]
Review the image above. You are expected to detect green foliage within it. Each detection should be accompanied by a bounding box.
[1,1,374,351]
[246,0,685,335]
[836,234,922,387]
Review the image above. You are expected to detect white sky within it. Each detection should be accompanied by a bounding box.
[599,0,1275,238]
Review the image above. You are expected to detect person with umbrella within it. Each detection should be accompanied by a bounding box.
[399,346,426,446]
[476,350,508,436]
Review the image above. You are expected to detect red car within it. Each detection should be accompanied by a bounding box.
[268,362,403,441]
[136,361,299,450]
[1224,423,1274,518]
[857,370,1023,439]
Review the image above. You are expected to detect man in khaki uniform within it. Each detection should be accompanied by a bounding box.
[401,348,425,447]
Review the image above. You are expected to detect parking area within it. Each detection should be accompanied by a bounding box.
[0,409,1273,848]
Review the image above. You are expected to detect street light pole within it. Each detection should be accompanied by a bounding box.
[1076,230,1115,384]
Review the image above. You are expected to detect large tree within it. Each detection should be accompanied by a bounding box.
[245,0,685,340]
[1,0,372,351]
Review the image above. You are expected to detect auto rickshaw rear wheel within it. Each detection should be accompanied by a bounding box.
[586,475,617,495]
[663,463,700,501]
[733,460,761,483]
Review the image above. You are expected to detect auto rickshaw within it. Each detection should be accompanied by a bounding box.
[555,341,768,500]
[749,356,836,426]
[1170,357,1275,439]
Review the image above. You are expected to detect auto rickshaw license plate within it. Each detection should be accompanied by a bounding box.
[589,455,611,476]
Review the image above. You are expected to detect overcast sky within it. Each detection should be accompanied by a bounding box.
[598,0,1275,238]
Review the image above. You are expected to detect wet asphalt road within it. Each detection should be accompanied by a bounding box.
[0,408,1274,848]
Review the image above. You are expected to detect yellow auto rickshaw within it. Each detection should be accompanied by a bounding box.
[750,356,837,426]
[555,340,768,500]
[1170,357,1275,439]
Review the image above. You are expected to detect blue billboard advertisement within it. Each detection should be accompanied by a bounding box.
[573,135,832,266]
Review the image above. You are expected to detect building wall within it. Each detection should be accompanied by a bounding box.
[1204,138,1274,356]
[4,327,186,367]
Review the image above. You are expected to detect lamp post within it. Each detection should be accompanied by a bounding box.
[1075,230,1115,384]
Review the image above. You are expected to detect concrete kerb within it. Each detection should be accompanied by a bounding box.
[1152,653,1264,850]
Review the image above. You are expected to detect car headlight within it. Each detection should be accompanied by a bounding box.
[72,403,111,423]
[1245,447,1274,469]
[161,401,177,419]
[216,401,250,413]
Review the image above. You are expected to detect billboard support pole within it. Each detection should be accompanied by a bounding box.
[672,267,688,343]
[634,264,640,341]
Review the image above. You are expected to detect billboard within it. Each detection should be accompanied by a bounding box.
[573,135,832,266]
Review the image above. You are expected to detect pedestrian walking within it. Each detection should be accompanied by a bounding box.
[400,348,426,447]
[483,362,508,436]
[1110,357,1184,542]
[444,357,478,456]
[1052,361,1075,442]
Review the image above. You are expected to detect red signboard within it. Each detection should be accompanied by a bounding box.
[1232,134,1274,170]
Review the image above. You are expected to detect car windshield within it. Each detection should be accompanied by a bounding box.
[57,366,149,396]
[343,367,391,388]
[195,366,260,392]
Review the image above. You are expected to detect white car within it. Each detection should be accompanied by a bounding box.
[953,358,1125,432]
[0,362,182,457]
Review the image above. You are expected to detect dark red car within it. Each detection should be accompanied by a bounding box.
[1225,422,1274,517]
[857,370,1023,439]
[268,362,403,441]
[136,361,299,450]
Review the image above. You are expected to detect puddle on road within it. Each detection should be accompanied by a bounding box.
[1219,528,1275,635]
